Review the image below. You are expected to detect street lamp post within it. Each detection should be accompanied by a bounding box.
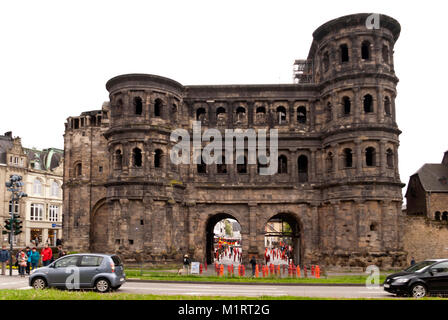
[4,175,27,276]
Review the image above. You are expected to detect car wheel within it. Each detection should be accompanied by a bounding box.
[95,278,111,293]
[32,277,47,290]
[411,284,427,298]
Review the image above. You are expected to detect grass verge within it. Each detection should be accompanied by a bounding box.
[0,289,424,300]
[124,270,386,284]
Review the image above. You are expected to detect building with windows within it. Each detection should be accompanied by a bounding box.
[63,13,406,267]
[0,131,63,247]
[406,151,448,221]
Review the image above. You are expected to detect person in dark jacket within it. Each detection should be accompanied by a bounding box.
[25,247,32,275]
[0,245,10,276]
[249,256,257,276]
[183,254,191,274]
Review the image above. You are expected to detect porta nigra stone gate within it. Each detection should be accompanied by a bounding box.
[63,13,406,267]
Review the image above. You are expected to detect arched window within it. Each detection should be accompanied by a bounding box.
[154,99,163,117]
[216,107,226,116]
[435,211,441,221]
[278,155,288,174]
[197,155,207,174]
[116,99,123,115]
[196,107,206,121]
[134,97,143,115]
[326,152,333,172]
[386,149,394,168]
[361,41,371,60]
[256,106,266,123]
[384,97,391,116]
[323,51,330,72]
[382,45,389,64]
[132,148,142,167]
[297,106,306,124]
[344,148,353,168]
[276,106,287,124]
[237,155,247,174]
[51,181,60,197]
[326,102,332,122]
[256,106,266,114]
[340,44,349,63]
[154,149,163,168]
[75,163,82,177]
[114,150,122,170]
[443,212,448,221]
[217,155,227,174]
[172,104,178,122]
[298,155,308,182]
[33,179,43,195]
[363,94,373,113]
[236,107,246,122]
[365,147,376,167]
[342,96,351,115]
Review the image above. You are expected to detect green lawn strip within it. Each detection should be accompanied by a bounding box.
[0,289,439,300]
[124,270,386,284]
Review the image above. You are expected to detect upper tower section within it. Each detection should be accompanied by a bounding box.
[105,74,184,131]
[310,13,400,85]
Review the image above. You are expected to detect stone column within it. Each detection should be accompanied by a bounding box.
[377,87,384,123]
[332,143,339,179]
[288,100,295,130]
[310,148,317,182]
[379,139,386,176]
[309,99,316,131]
[248,202,258,254]
[353,87,361,123]
[355,139,363,176]
[290,149,298,183]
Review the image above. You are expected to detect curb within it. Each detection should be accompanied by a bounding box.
[126,278,369,287]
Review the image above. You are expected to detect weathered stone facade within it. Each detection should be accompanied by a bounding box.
[63,13,406,267]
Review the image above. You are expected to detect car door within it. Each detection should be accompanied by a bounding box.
[78,255,104,287]
[426,261,448,292]
[47,255,80,287]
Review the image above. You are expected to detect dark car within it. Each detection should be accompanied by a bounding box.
[29,253,126,293]
[384,259,448,298]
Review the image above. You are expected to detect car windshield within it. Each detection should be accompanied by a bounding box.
[404,260,436,273]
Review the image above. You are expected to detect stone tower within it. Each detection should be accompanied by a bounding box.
[63,13,406,268]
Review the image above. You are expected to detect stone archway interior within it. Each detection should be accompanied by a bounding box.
[205,213,242,265]
[264,213,301,266]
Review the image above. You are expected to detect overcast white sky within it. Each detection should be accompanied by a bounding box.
[1,0,447,194]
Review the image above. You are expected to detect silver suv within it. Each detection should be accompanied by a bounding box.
[29,253,126,292]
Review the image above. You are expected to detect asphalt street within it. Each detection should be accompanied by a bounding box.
[0,275,396,298]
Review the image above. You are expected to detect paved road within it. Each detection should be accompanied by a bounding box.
[0,275,396,298]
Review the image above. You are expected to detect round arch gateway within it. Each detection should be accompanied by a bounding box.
[205,213,242,265]
[264,213,301,266]
[91,203,109,253]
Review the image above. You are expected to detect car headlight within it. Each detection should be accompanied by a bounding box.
[394,278,410,283]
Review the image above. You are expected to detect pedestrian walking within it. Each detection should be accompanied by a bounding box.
[0,245,10,276]
[249,255,257,277]
[410,256,416,266]
[28,248,40,271]
[17,250,28,277]
[41,244,53,267]
[183,254,191,275]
